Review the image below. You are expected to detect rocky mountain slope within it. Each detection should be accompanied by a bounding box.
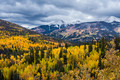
[32,20,120,43]
[48,21,120,42]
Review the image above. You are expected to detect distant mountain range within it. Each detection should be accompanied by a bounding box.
[32,16,120,43]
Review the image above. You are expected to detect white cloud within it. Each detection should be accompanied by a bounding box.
[0,0,120,28]
[42,9,97,23]
[0,12,24,18]
[20,24,37,29]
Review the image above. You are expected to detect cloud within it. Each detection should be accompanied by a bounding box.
[0,0,120,28]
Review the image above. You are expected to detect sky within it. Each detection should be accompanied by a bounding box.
[0,0,120,28]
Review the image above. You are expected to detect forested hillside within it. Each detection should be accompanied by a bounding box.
[0,19,120,80]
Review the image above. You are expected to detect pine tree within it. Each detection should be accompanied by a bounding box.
[65,43,68,48]
[100,37,106,58]
[41,49,44,60]
[59,48,63,59]
[0,70,4,80]
[59,43,61,47]
[84,42,86,50]
[96,41,99,52]
[114,37,120,51]
[63,55,67,65]
[89,44,92,53]
[98,57,104,70]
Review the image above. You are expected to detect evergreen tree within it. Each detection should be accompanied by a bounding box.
[98,57,104,70]
[84,42,86,50]
[59,48,63,59]
[41,49,44,60]
[63,55,67,65]
[114,37,120,51]
[100,37,106,58]
[96,41,99,52]
[10,70,20,80]
[59,43,61,47]
[55,60,64,72]
[89,44,93,53]
[65,43,68,48]
[0,70,4,80]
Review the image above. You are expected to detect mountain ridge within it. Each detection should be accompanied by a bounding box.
[0,19,38,36]
[0,19,72,44]
[99,16,120,23]
[32,19,120,43]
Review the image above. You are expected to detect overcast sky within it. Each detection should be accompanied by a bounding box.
[0,0,120,28]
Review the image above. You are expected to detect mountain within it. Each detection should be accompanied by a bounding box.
[31,24,69,34]
[0,19,38,36]
[100,16,120,23]
[31,21,68,34]
[1,20,120,80]
[48,21,120,42]
[31,20,81,34]
[32,20,120,43]
[0,19,56,42]
[0,19,72,44]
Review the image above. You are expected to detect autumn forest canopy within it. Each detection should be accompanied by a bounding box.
[0,19,120,80]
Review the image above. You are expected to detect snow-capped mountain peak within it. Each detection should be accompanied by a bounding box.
[70,20,81,24]
[100,16,120,23]
[46,20,81,28]
[49,20,65,26]
[49,20,81,25]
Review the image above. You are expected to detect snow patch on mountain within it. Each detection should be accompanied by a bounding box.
[47,20,81,26]
[100,16,120,23]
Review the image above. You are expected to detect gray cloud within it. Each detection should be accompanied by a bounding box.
[0,0,120,28]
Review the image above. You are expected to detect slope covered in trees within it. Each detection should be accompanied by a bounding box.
[0,19,37,36]
[0,36,120,80]
[0,19,120,80]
